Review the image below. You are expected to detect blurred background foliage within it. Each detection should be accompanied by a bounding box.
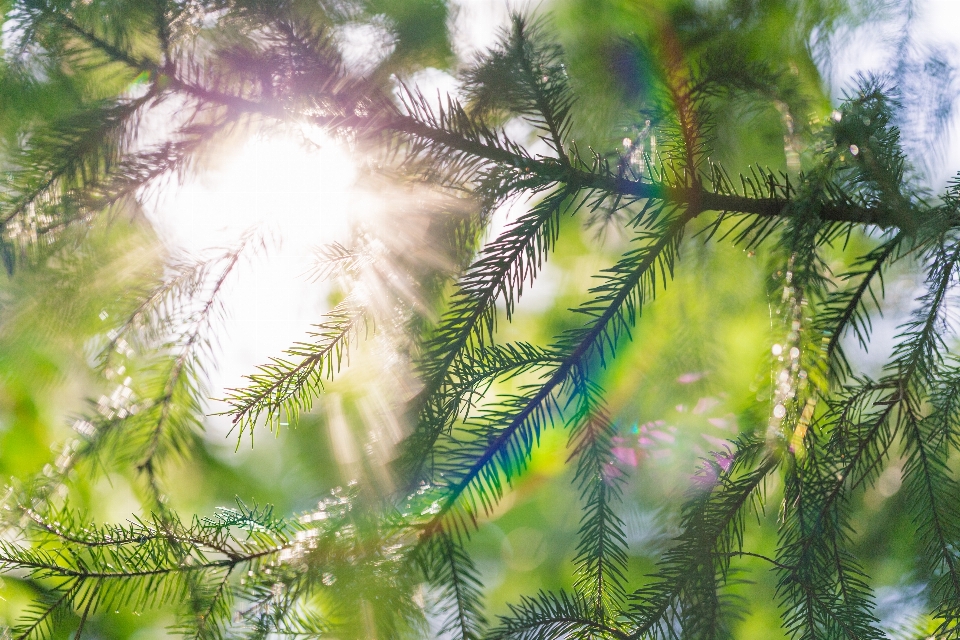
[0,0,953,636]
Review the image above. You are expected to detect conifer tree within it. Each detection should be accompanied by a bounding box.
[0,0,958,638]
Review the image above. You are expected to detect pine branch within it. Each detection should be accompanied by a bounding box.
[901,401,960,636]
[770,180,960,639]
[45,8,905,240]
[418,187,576,386]
[893,242,960,634]
[307,242,363,283]
[11,582,79,640]
[32,2,913,237]
[9,137,203,260]
[97,258,208,371]
[402,187,579,481]
[1,501,314,639]
[819,233,903,381]
[776,452,884,640]
[186,565,235,640]
[419,529,487,640]
[20,507,239,559]
[390,111,906,230]
[0,533,286,580]
[422,205,699,536]
[223,298,368,436]
[138,234,258,478]
[567,381,628,616]
[0,93,154,229]
[488,591,631,640]
[12,237,259,512]
[0,531,288,640]
[40,5,160,72]
[625,437,776,639]
[461,14,574,163]
[773,289,959,639]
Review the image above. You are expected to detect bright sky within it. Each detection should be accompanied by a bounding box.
[148,0,960,436]
[829,0,960,187]
[150,130,370,436]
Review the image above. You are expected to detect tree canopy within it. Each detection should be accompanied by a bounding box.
[0,0,959,638]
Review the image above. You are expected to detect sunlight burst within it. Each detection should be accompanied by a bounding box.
[151,128,368,432]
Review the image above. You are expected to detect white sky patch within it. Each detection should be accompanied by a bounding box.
[338,17,397,74]
[448,0,545,63]
[403,66,461,102]
[448,0,513,60]
[914,0,960,166]
[828,0,960,188]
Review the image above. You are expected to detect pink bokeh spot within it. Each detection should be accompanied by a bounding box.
[611,447,638,467]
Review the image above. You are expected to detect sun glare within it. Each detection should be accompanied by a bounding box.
[152,128,369,435]
[156,129,359,253]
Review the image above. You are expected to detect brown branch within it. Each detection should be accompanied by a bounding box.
[39,4,906,234]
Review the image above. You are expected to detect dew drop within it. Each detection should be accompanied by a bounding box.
[772,344,783,356]
[849,144,859,156]
[790,347,800,359]
[623,137,633,148]
[773,404,787,419]
[832,110,842,122]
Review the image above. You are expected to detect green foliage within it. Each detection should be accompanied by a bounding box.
[0,0,959,639]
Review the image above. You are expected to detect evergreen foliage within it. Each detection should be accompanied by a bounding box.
[0,0,959,638]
